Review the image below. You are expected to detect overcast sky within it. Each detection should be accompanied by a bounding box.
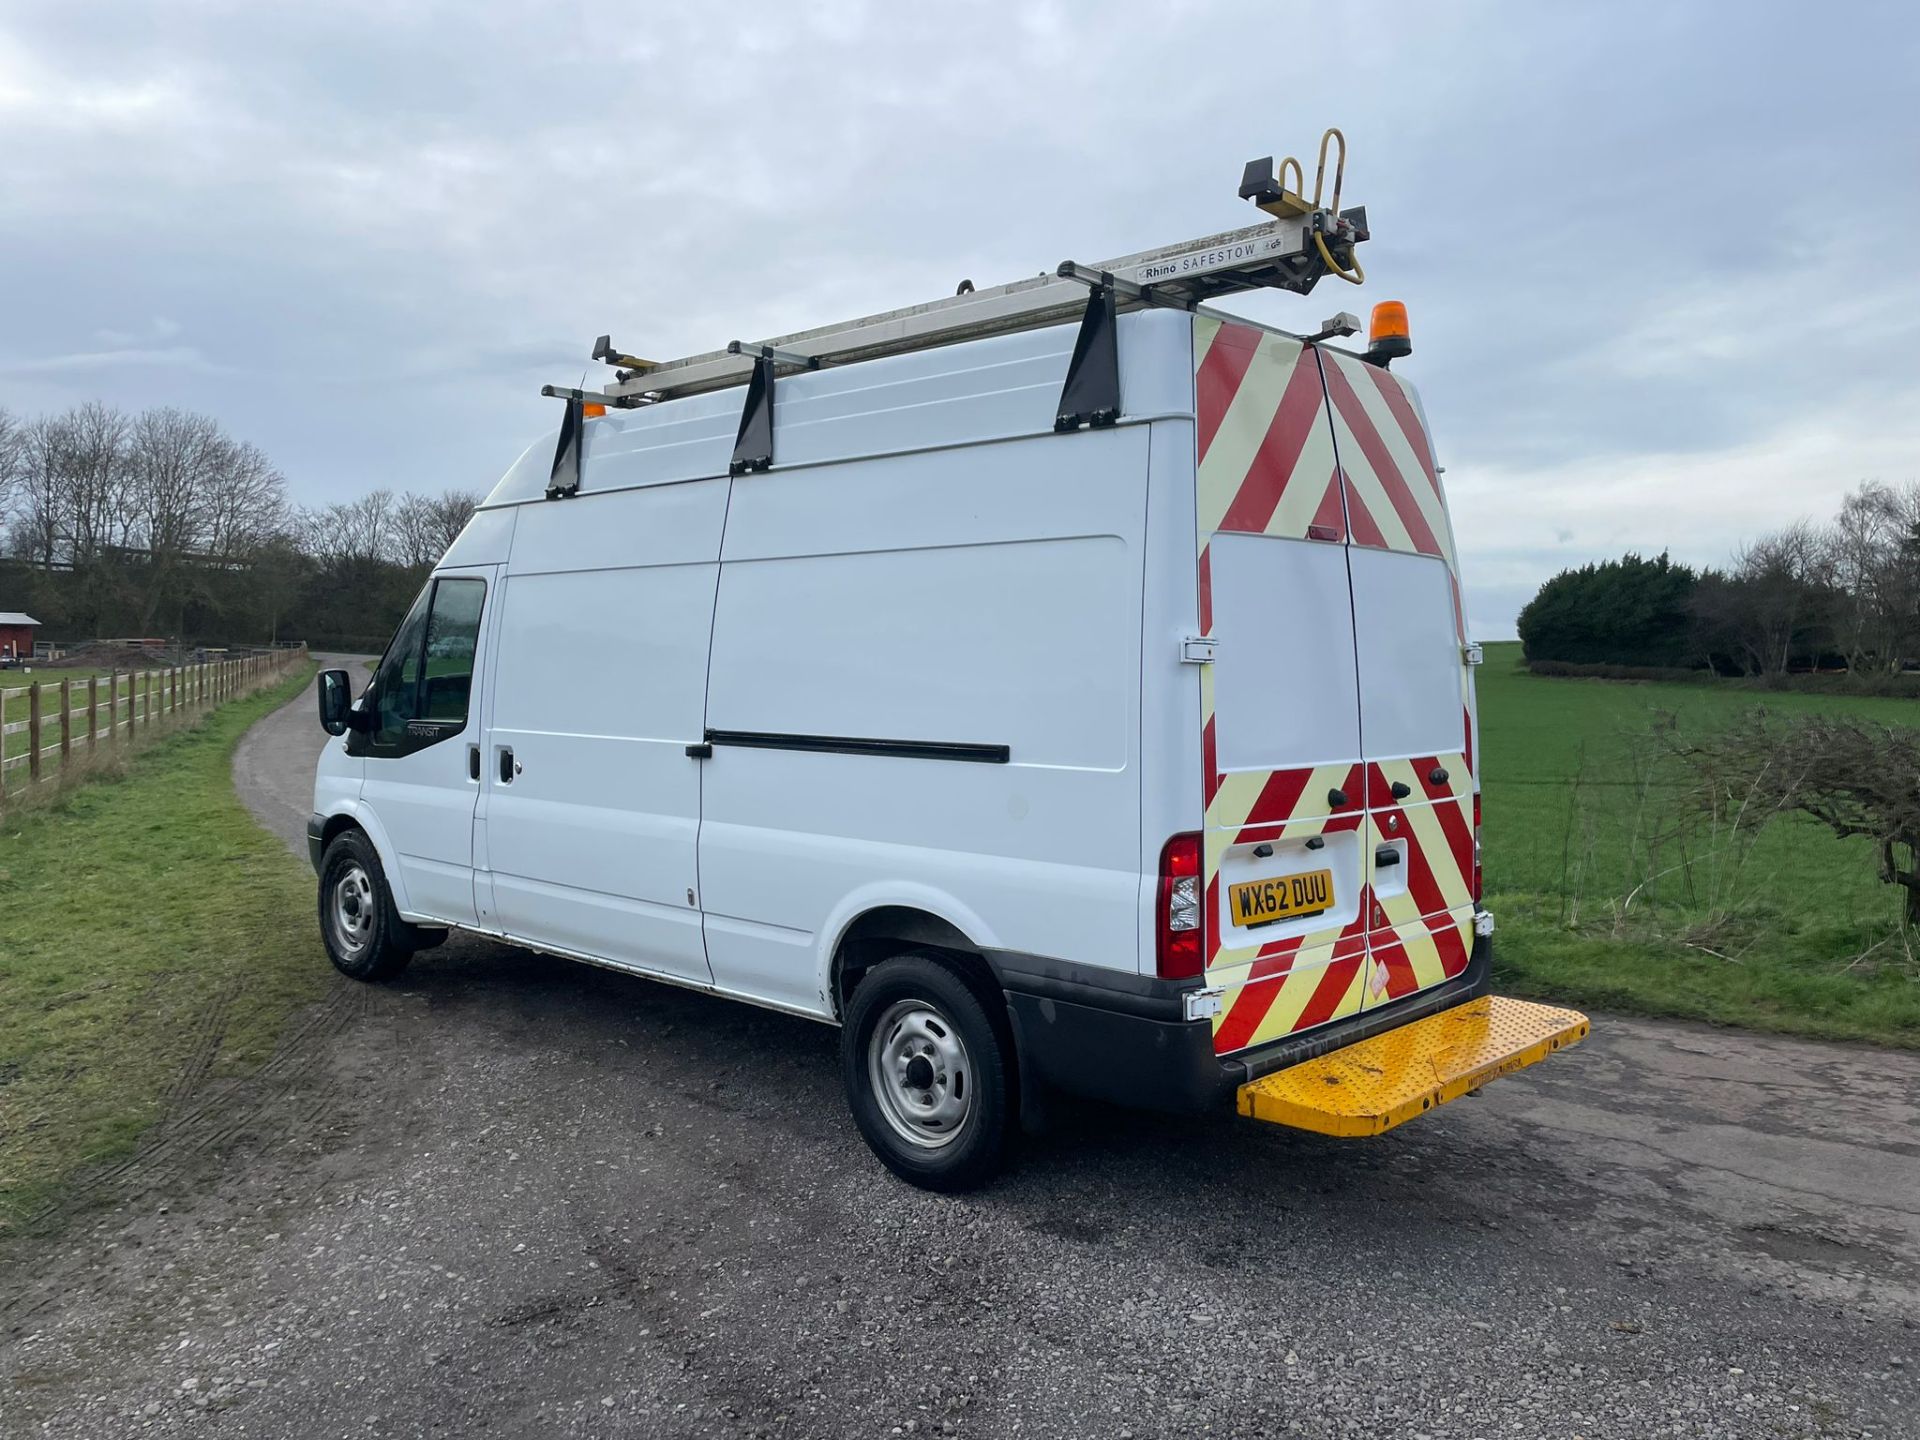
[3,2,1916,637]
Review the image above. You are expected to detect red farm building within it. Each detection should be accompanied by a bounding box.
[0,612,41,662]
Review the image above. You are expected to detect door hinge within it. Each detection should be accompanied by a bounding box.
[1462,642,1484,666]
[1183,987,1225,1021]
[1181,637,1216,665]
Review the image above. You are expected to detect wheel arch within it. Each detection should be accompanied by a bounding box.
[317,802,415,916]
[820,890,1002,1022]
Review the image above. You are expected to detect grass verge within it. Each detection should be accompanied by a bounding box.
[1489,896,1920,1047]
[1480,640,1920,1047]
[0,666,322,1235]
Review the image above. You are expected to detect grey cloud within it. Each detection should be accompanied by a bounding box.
[2,1,1915,639]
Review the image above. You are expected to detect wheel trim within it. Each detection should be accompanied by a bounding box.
[330,864,376,957]
[867,998,975,1150]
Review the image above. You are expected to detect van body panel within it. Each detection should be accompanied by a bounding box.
[476,311,1197,513]
[440,505,517,569]
[698,426,1149,1004]
[1134,413,1206,974]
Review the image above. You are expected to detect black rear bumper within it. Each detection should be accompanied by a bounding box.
[987,927,1494,1115]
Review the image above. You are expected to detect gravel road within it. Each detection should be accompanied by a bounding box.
[2,669,1916,1439]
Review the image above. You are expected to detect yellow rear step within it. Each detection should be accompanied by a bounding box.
[1236,995,1589,1137]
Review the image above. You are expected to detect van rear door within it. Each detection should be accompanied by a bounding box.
[1317,350,1477,1011]
[1193,317,1370,1056]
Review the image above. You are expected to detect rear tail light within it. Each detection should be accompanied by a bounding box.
[1157,832,1203,980]
[1472,792,1483,903]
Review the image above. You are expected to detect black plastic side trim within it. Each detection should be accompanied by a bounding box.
[705,729,1009,765]
[983,950,1197,1023]
[305,813,327,875]
[1006,993,1228,1114]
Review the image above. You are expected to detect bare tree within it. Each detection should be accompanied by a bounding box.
[304,488,398,566]
[427,488,481,557]
[202,438,289,560]
[126,407,224,629]
[390,492,443,570]
[1668,710,1920,927]
[8,413,70,567]
[59,400,134,567]
[1716,521,1832,675]
[1820,482,1920,673]
[0,406,20,522]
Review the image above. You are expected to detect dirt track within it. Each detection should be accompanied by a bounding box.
[2,669,1916,1438]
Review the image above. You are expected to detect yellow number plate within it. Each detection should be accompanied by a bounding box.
[1229,868,1334,928]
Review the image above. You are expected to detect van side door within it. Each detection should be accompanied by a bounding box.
[351,566,496,927]
[476,480,724,986]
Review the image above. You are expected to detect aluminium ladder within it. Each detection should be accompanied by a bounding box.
[540,139,1370,494]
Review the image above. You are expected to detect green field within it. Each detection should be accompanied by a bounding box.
[1479,641,1920,1045]
[0,667,322,1234]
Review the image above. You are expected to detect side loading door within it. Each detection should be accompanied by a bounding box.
[1192,316,1373,1057]
[1316,349,1478,1010]
[352,567,496,928]
[476,480,724,987]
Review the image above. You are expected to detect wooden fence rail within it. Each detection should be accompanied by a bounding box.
[0,647,308,813]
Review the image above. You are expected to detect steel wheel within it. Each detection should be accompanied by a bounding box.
[329,863,376,958]
[866,997,975,1150]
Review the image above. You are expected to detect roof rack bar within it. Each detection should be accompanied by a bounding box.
[580,139,1370,406]
[726,340,821,371]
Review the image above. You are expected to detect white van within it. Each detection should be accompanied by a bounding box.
[310,184,1585,1189]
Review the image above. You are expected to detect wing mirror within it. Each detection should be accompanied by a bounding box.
[317,668,356,736]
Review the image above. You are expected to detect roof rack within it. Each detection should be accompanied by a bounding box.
[539,132,1369,492]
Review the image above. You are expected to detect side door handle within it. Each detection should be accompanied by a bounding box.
[498,746,515,784]
[468,744,480,781]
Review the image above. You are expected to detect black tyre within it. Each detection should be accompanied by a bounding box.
[841,955,1012,1192]
[317,830,417,982]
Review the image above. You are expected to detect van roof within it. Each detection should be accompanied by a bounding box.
[480,307,1207,509]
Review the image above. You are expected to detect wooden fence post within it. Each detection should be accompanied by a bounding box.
[59,678,71,766]
[87,676,98,750]
[28,682,42,783]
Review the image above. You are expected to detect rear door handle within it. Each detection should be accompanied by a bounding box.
[498,746,515,784]
[1375,845,1401,867]
[468,744,480,781]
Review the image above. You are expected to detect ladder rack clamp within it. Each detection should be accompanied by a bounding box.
[729,352,778,476]
[1053,276,1121,432]
[545,394,585,500]
[726,340,822,372]
[540,384,643,409]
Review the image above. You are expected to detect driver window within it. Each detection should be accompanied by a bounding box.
[369,578,486,750]
[421,579,484,724]
[371,588,431,748]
